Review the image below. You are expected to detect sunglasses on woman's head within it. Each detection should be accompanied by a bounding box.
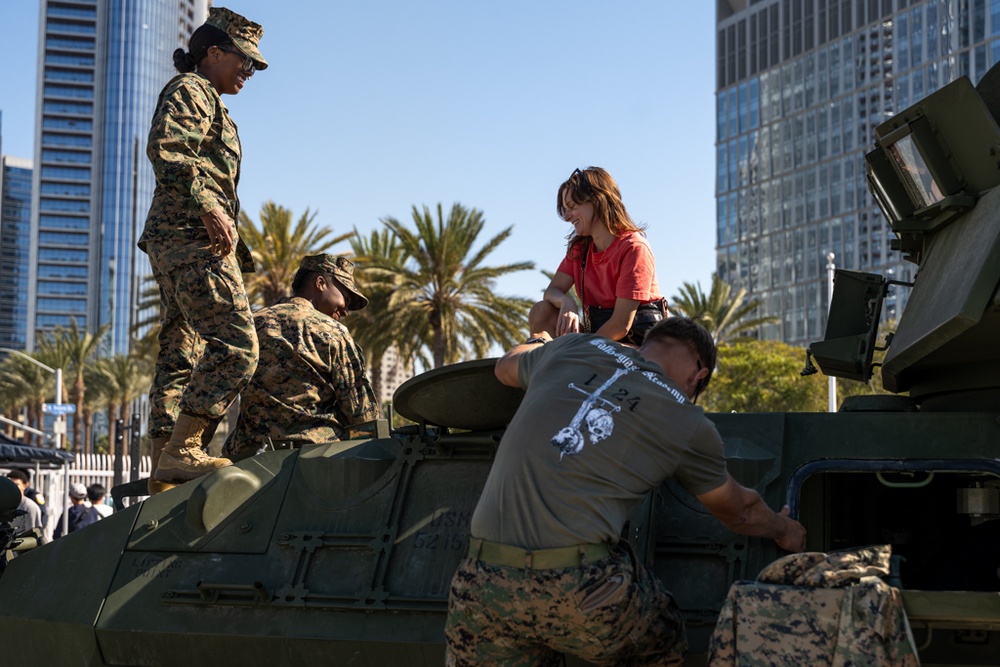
[570,168,593,196]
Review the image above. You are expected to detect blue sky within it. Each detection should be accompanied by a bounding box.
[0,1,718,305]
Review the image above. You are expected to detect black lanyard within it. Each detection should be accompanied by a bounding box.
[580,240,592,333]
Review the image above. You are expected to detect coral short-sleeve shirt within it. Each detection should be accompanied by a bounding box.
[556,232,661,309]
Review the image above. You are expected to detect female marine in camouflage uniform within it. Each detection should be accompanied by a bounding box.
[138,7,268,491]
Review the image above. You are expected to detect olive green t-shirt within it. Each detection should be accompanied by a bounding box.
[470,334,729,549]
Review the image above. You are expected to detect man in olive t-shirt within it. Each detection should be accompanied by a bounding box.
[445,317,806,667]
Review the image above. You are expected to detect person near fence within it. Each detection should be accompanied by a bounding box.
[4,470,43,536]
[138,7,269,492]
[16,468,47,532]
[222,255,379,460]
[86,483,112,520]
[53,483,96,539]
[528,167,668,346]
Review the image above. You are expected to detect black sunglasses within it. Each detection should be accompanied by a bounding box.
[571,168,593,196]
[216,45,256,76]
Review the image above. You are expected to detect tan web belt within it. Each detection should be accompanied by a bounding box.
[467,537,612,570]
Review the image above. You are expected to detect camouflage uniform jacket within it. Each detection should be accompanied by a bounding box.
[225,297,379,455]
[708,545,920,666]
[138,72,254,272]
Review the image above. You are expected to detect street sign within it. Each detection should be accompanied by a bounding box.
[52,420,66,435]
[42,403,76,415]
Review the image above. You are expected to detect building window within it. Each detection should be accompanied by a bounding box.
[38,281,87,296]
[40,166,91,181]
[48,6,97,20]
[38,264,88,279]
[42,150,91,164]
[42,133,93,148]
[46,69,94,83]
[45,36,95,50]
[39,231,89,245]
[37,298,87,313]
[43,117,93,131]
[43,101,93,115]
[37,314,87,328]
[40,182,90,197]
[40,199,89,214]
[46,20,96,35]
[39,215,89,230]
[43,85,94,100]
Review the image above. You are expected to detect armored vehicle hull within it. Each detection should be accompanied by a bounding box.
[1,384,999,665]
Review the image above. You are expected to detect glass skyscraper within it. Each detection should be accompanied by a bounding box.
[716,0,1000,345]
[28,0,206,353]
[0,154,34,349]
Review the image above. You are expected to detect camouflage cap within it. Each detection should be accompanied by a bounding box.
[205,7,269,71]
[300,254,369,311]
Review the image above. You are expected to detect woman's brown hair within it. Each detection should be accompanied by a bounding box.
[557,167,645,258]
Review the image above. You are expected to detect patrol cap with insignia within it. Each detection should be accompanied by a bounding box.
[299,254,369,311]
[205,7,268,71]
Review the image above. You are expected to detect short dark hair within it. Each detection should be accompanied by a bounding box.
[6,469,28,484]
[291,269,354,307]
[87,483,106,502]
[291,268,318,295]
[642,317,718,398]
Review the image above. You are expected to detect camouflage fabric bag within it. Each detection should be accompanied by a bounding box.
[756,544,892,588]
[707,545,919,666]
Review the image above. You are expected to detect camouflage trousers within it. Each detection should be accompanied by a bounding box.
[445,542,686,666]
[146,247,258,438]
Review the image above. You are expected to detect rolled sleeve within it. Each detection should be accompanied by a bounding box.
[674,420,731,497]
[329,337,380,425]
[615,240,658,302]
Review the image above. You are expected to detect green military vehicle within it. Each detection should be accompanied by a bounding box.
[2,66,1000,667]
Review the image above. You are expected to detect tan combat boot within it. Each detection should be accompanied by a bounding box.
[147,436,177,495]
[153,413,232,484]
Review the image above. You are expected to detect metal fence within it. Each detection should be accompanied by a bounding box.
[63,453,152,489]
[5,453,152,541]
[0,416,151,540]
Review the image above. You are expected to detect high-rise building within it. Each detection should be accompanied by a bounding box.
[0,154,34,349]
[27,0,207,353]
[371,345,415,409]
[715,0,999,345]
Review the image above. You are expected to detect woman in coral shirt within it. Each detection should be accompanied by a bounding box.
[528,167,667,345]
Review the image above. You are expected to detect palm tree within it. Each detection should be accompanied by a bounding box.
[39,319,109,453]
[131,279,162,366]
[132,200,351,358]
[90,354,152,457]
[0,367,19,438]
[83,362,108,453]
[362,203,535,368]
[350,227,416,400]
[671,273,778,345]
[238,201,354,308]
[0,354,53,446]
